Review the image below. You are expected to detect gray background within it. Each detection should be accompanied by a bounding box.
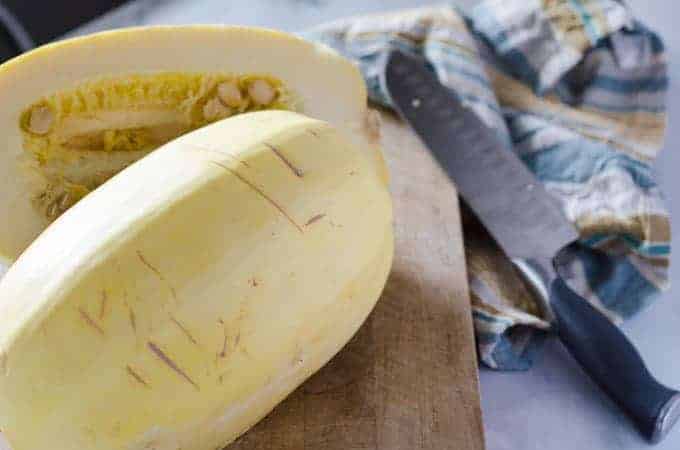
[66,1,680,449]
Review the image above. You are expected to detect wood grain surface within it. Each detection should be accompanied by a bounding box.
[230,111,485,450]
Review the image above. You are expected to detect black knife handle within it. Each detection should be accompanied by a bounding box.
[550,277,680,443]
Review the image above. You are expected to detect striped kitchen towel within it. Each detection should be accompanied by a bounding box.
[305,0,670,370]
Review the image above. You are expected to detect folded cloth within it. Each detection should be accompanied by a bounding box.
[304,0,670,370]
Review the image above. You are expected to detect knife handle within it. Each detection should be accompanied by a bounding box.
[550,277,680,443]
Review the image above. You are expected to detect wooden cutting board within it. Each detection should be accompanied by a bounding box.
[0,111,484,450]
[230,111,485,450]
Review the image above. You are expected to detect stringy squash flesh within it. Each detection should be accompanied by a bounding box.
[21,73,292,221]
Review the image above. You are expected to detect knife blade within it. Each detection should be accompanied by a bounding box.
[385,49,680,444]
[383,51,577,261]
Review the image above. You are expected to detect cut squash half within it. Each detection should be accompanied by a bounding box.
[0,110,393,450]
[0,25,386,263]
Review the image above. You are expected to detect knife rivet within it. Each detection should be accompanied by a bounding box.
[411,98,422,108]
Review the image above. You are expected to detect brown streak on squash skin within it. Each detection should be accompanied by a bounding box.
[305,213,326,226]
[79,308,105,336]
[217,370,230,385]
[136,251,178,300]
[99,290,108,320]
[291,347,304,367]
[209,161,304,233]
[265,143,304,178]
[307,129,321,138]
[229,154,252,168]
[218,319,229,359]
[215,317,227,365]
[219,335,228,359]
[189,144,251,168]
[126,365,150,388]
[147,342,199,390]
[129,307,137,333]
[170,315,199,346]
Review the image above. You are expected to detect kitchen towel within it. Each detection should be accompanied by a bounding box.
[305,0,670,370]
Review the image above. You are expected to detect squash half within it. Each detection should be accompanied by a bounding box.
[0,25,386,265]
[0,110,393,450]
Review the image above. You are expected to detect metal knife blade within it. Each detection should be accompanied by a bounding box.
[384,50,578,261]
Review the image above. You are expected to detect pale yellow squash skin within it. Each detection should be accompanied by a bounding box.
[0,111,393,450]
[0,25,387,264]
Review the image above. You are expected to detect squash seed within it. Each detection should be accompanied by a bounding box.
[203,98,232,121]
[27,105,54,135]
[217,81,244,108]
[248,79,276,106]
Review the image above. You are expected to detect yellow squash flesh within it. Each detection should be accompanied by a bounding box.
[0,110,393,450]
[0,25,386,265]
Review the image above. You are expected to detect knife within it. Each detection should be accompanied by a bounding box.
[385,49,680,444]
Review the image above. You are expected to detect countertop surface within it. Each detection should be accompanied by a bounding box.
[70,1,680,449]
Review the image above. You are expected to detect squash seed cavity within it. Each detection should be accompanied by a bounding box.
[19,73,296,221]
